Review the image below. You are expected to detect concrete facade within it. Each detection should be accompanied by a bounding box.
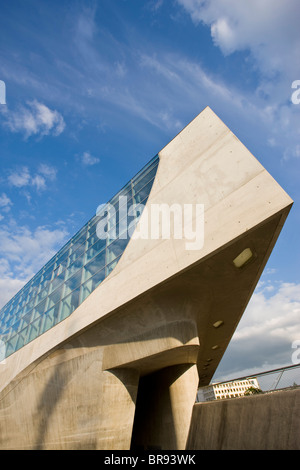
[187,388,300,450]
[197,377,260,402]
[0,107,293,449]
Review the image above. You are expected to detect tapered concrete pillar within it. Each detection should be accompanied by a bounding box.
[169,364,199,449]
[131,363,199,450]
[99,369,139,450]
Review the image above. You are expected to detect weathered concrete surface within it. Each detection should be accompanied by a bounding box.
[187,388,300,450]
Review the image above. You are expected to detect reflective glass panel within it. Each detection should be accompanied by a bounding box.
[0,154,159,358]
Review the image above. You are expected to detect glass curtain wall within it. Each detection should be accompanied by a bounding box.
[0,155,159,359]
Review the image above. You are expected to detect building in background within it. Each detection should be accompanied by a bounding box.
[197,378,260,402]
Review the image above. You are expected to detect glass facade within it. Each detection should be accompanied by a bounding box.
[0,155,159,359]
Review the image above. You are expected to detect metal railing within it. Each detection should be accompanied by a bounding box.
[251,363,300,392]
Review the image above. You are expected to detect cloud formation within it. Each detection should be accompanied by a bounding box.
[177,0,300,75]
[7,164,57,191]
[177,0,300,158]
[0,221,69,308]
[0,193,12,212]
[4,100,65,138]
[81,151,100,166]
[214,280,300,381]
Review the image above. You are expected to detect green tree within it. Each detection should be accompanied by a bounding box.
[244,386,263,396]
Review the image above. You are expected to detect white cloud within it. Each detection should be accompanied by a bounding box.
[81,151,100,166]
[234,283,300,342]
[177,0,300,74]
[30,174,46,191]
[7,164,57,191]
[8,167,31,188]
[0,221,69,309]
[76,6,97,41]
[159,110,182,131]
[4,100,65,138]
[140,52,260,121]
[148,0,164,12]
[214,281,300,381]
[0,193,12,212]
[177,0,300,159]
[0,278,27,311]
[38,163,57,181]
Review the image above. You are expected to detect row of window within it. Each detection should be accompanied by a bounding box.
[0,157,158,322]
[215,387,249,395]
[216,394,241,399]
[4,255,120,357]
[214,380,257,389]
[0,155,159,359]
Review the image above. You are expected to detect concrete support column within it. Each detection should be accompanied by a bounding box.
[99,368,139,450]
[169,363,199,450]
[131,363,199,450]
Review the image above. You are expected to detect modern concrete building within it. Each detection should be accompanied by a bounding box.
[0,107,293,450]
[197,378,260,402]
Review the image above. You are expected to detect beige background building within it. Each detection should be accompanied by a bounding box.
[197,378,260,402]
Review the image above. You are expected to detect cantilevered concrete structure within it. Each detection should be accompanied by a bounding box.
[0,107,293,450]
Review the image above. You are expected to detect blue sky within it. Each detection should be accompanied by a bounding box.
[0,0,299,380]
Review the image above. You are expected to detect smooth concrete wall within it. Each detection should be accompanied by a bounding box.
[187,388,300,450]
[0,346,140,450]
[0,286,201,449]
